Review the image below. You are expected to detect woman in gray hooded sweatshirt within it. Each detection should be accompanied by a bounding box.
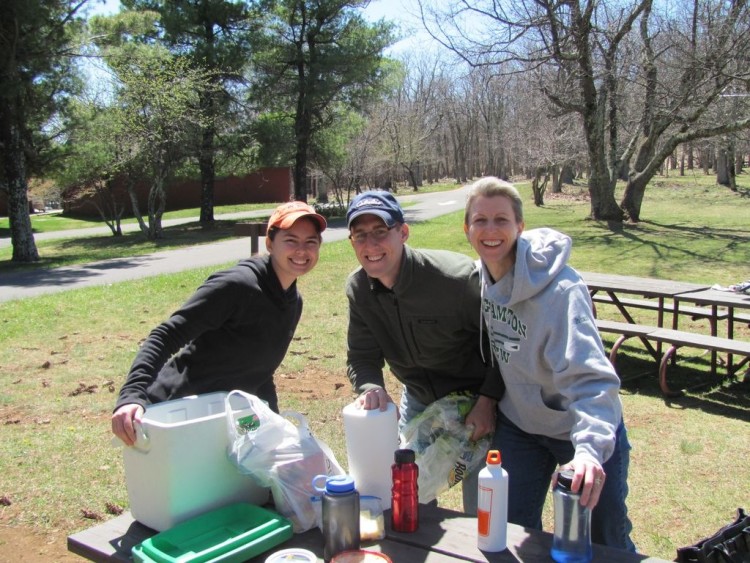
[463,176,635,552]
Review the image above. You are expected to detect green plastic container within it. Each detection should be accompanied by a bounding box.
[132,503,293,563]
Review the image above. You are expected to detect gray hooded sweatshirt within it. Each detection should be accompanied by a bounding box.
[479,227,622,466]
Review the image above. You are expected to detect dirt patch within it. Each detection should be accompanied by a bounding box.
[276,367,350,400]
[0,526,80,562]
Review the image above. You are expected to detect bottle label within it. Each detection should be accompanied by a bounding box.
[477,484,493,536]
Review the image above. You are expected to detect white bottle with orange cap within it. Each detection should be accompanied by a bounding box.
[477,449,508,552]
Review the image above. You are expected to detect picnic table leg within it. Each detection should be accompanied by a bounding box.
[659,345,685,398]
[656,297,664,359]
[670,299,680,367]
[608,292,659,360]
[725,306,733,377]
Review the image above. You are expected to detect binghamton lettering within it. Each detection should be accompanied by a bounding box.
[483,299,527,339]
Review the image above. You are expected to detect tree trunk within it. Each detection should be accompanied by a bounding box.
[147,174,166,240]
[621,174,649,222]
[127,180,149,236]
[716,142,736,190]
[1,105,39,262]
[560,164,574,185]
[93,180,124,236]
[531,168,549,206]
[551,165,562,193]
[293,97,311,201]
[199,123,216,227]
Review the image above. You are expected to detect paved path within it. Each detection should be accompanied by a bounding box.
[0,187,471,303]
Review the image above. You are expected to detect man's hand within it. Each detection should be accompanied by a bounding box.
[464,395,498,441]
[111,403,145,446]
[356,387,395,412]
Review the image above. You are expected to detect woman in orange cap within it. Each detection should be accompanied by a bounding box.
[111,202,326,446]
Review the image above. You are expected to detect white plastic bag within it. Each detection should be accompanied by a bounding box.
[400,393,492,503]
[225,390,344,532]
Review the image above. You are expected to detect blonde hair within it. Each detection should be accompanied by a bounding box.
[464,177,523,226]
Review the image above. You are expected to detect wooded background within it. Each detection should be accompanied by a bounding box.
[2,0,749,261]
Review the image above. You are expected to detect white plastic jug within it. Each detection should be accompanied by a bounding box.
[342,401,398,509]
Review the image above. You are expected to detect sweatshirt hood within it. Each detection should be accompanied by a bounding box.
[239,254,298,305]
[480,228,572,306]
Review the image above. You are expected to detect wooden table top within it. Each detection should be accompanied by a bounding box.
[579,272,710,298]
[675,288,750,309]
[67,504,672,562]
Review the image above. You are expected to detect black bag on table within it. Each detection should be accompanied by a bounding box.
[676,508,750,563]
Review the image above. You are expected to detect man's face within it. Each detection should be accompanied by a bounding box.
[349,214,408,289]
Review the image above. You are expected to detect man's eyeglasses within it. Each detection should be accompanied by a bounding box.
[348,225,398,245]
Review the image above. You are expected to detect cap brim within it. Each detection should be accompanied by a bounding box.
[347,209,396,228]
[275,211,327,232]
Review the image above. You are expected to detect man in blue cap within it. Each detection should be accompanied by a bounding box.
[344,190,504,514]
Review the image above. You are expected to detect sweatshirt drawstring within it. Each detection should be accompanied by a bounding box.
[479,269,494,368]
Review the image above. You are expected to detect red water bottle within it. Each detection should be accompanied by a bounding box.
[391,448,419,532]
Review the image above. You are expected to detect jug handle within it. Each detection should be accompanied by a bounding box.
[110,421,150,453]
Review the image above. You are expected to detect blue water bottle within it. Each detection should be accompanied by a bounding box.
[550,470,592,563]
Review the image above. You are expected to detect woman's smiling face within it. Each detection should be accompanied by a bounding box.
[267,218,321,289]
[465,194,524,281]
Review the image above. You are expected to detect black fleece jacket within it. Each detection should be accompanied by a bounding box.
[115,255,301,414]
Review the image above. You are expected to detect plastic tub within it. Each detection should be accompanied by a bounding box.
[120,392,269,531]
[132,503,292,563]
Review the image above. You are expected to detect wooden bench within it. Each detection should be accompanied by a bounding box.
[234,222,267,255]
[595,319,750,397]
[592,293,750,328]
[591,293,728,321]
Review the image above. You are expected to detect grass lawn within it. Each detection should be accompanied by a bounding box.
[0,173,749,561]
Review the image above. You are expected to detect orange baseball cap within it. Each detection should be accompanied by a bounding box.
[267,201,327,232]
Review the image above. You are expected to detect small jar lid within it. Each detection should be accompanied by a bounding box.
[264,547,317,562]
[394,449,415,464]
[556,469,575,491]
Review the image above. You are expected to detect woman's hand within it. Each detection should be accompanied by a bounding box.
[464,395,498,441]
[554,457,606,510]
[111,403,145,446]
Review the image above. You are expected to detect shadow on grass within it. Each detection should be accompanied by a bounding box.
[612,342,750,424]
[0,220,241,275]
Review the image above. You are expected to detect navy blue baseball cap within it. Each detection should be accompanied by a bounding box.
[347,191,405,228]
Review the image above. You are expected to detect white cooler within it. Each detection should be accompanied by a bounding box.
[119,392,269,531]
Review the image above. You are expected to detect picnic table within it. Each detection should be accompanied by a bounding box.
[580,272,750,395]
[674,287,750,377]
[580,271,711,360]
[67,503,671,562]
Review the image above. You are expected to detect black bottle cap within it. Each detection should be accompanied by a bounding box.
[556,469,575,491]
[394,449,416,464]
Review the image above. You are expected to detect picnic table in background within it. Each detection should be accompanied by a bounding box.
[674,287,750,377]
[580,272,750,396]
[580,271,711,360]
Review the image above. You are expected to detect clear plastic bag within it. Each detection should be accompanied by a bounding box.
[400,393,492,503]
[225,390,344,532]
